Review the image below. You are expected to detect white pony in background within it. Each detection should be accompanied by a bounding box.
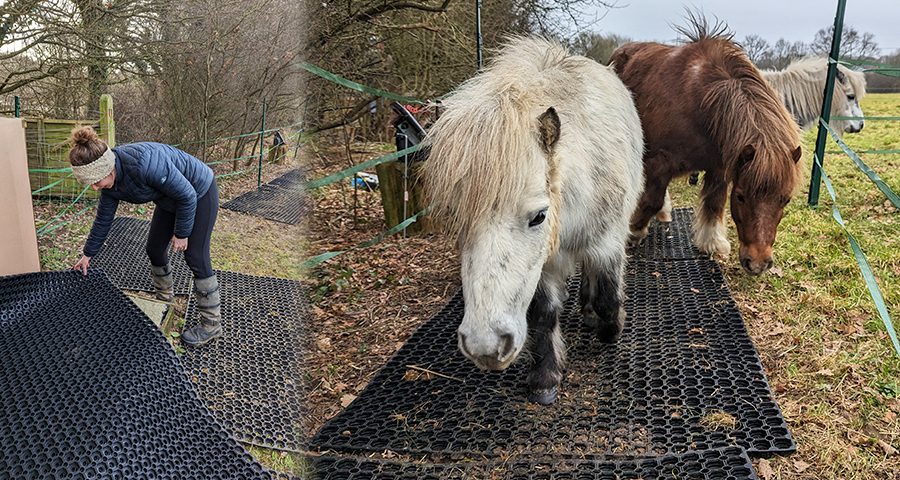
[422,37,644,405]
[763,57,867,135]
[661,57,867,223]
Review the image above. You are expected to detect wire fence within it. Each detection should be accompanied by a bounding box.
[810,46,900,356]
[296,63,441,268]
[12,96,308,238]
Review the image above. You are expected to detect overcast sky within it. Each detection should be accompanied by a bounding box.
[587,1,900,54]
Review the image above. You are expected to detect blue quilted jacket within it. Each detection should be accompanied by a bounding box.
[83,142,214,257]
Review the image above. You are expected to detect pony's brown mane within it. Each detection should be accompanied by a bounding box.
[673,9,733,42]
[697,40,801,194]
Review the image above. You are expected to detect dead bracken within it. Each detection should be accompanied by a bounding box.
[700,410,737,431]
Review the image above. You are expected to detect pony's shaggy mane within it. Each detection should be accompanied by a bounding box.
[422,37,570,240]
[697,40,802,194]
[762,57,867,133]
[673,9,733,43]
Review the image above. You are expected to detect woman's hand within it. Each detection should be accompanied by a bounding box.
[171,236,188,253]
[74,256,91,276]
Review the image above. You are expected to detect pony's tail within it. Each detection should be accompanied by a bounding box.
[673,9,733,43]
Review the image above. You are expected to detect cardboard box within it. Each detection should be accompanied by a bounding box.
[1,117,41,275]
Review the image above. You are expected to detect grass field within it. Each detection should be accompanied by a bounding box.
[666,93,900,478]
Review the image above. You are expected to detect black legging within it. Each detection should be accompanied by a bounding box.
[146,181,218,279]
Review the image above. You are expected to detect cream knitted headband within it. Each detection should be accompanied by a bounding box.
[72,148,115,185]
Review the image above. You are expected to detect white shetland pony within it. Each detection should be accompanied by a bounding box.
[421,37,644,405]
[763,57,866,135]
[658,57,866,223]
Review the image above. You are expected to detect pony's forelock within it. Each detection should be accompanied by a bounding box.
[422,37,569,242]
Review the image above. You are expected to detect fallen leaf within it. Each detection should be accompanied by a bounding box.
[690,288,700,294]
[316,337,333,352]
[652,271,662,278]
[769,266,784,277]
[340,394,357,407]
[688,327,704,335]
[838,322,861,336]
[793,460,810,473]
[815,368,834,377]
[877,439,898,456]
[757,458,775,480]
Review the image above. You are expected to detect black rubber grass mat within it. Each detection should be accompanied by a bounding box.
[628,208,704,260]
[268,169,307,189]
[91,216,193,294]
[183,270,306,452]
[303,446,758,479]
[312,258,794,459]
[0,269,273,479]
[222,184,308,225]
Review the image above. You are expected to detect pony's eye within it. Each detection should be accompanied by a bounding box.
[528,209,547,228]
[735,193,746,203]
[848,94,856,101]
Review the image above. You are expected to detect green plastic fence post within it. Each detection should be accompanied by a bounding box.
[808,0,846,207]
[14,96,21,117]
[258,99,266,189]
[475,0,483,69]
[99,94,116,148]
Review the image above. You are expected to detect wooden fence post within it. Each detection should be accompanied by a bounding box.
[99,94,116,147]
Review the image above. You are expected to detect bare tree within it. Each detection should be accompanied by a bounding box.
[740,34,770,65]
[141,0,303,153]
[305,0,618,138]
[811,24,880,60]
[0,0,170,111]
[570,31,631,65]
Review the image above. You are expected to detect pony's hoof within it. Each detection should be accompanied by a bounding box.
[655,210,672,223]
[694,232,731,257]
[596,322,622,343]
[582,311,598,328]
[528,387,558,405]
[707,239,731,257]
[627,228,648,247]
[596,308,625,343]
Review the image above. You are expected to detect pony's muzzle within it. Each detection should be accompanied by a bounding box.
[846,121,864,133]
[458,330,518,371]
[740,244,773,275]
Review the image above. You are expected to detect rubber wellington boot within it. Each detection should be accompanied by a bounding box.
[150,264,175,302]
[182,274,223,347]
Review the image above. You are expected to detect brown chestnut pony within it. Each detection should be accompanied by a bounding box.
[611,18,802,275]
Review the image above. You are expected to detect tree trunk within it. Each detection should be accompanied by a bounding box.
[75,0,108,113]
